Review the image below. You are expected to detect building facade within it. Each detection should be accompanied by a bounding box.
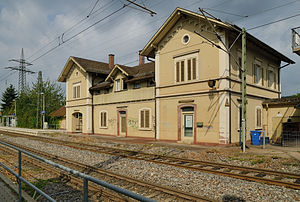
[58,8,294,144]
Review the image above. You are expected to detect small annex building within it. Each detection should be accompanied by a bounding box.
[49,106,66,130]
[58,7,295,145]
[263,97,300,145]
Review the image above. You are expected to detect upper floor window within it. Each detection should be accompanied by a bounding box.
[268,67,276,89]
[175,53,198,83]
[73,83,81,99]
[253,60,264,85]
[255,106,262,129]
[115,79,121,91]
[140,108,151,130]
[100,111,107,128]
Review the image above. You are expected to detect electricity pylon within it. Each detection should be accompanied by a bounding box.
[5,48,35,93]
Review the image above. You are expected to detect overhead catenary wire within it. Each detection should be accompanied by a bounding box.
[247,13,300,31]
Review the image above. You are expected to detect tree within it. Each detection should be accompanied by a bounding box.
[1,84,18,115]
[16,76,65,128]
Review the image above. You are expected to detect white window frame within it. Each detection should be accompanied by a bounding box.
[115,79,121,91]
[99,110,108,128]
[174,52,198,84]
[254,60,263,85]
[73,82,81,99]
[255,106,262,129]
[139,108,152,130]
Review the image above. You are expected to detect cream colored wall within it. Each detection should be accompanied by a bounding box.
[66,106,87,133]
[66,64,88,102]
[158,93,220,143]
[157,18,220,89]
[229,37,280,99]
[230,94,265,143]
[93,101,155,138]
[263,105,300,142]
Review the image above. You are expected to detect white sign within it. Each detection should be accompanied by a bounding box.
[185,115,193,128]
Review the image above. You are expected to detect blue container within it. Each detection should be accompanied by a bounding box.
[250,130,261,145]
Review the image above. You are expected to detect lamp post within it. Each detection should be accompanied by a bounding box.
[41,92,45,129]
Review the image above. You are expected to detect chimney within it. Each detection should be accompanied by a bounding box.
[139,50,145,66]
[109,54,114,68]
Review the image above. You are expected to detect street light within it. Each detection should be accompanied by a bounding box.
[41,92,45,130]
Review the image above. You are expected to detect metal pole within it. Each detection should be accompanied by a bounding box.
[42,93,45,129]
[18,151,22,202]
[83,178,88,202]
[242,28,247,153]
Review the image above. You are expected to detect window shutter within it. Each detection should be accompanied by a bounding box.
[77,86,80,98]
[253,64,256,83]
[176,62,180,82]
[104,112,107,127]
[145,110,150,128]
[180,61,184,82]
[192,58,196,80]
[273,72,276,89]
[261,68,264,86]
[140,110,144,128]
[257,108,261,128]
[73,86,76,98]
[187,59,191,80]
[101,112,104,127]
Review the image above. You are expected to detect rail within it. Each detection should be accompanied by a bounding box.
[0,140,155,202]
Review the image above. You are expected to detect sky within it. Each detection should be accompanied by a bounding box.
[0,0,299,97]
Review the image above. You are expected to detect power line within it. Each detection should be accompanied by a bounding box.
[247,13,300,31]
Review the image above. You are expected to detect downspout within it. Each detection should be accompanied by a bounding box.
[229,55,232,144]
[147,56,156,139]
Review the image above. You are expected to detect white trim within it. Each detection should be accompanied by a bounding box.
[99,110,108,129]
[218,31,230,144]
[255,106,262,129]
[181,33,190,45]
[139,108,152,130]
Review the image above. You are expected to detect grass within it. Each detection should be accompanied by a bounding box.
[250,158,265,165]
[22,178,60,197]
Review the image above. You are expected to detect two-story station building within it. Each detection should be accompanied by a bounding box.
[58,8,294,145]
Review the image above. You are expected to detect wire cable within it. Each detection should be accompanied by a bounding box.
[247,13,300,31]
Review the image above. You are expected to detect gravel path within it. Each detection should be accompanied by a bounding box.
[1,135,299,201]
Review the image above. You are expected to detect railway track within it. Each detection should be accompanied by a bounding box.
[0,145,127,201]
[0,138,212,201]
[1,130,300,190]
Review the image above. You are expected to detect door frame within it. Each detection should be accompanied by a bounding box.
[177,104,197,143]
[117,109,127,137]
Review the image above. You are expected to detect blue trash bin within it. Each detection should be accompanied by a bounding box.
[250,130,261,145]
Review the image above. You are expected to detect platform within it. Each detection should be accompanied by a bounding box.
[0,172,34,202]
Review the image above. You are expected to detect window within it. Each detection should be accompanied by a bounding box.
[73,83,81,99]
[147,79,155,87]
[140,109,151,130]
[100,111,107,128]
[104,88,110,94]
[253,61,263,85]
[123,81,127,90]
[182,34,190,44]
[268,68,276,89]
[134,82,141,89]
[255,106,262,129]
[115,79,121,91]
[175,53,198,83]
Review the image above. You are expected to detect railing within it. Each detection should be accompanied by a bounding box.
[282,131,300,147]
[0,140,155,202]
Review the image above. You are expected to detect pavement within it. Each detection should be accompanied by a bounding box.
[0,172,34,202]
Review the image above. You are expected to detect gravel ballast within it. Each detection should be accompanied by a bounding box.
[0,134,299,201]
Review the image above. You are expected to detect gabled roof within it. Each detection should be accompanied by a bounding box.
[58,56,111,82]
[90,62,155,91]
[140,7,294,65]
[49,106,66,117]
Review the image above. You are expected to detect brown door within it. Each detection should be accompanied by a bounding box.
[119,111,126,137]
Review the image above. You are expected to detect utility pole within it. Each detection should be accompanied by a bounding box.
[241,28,247,153]
[41,92,45,130]
[36,71,43,128]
